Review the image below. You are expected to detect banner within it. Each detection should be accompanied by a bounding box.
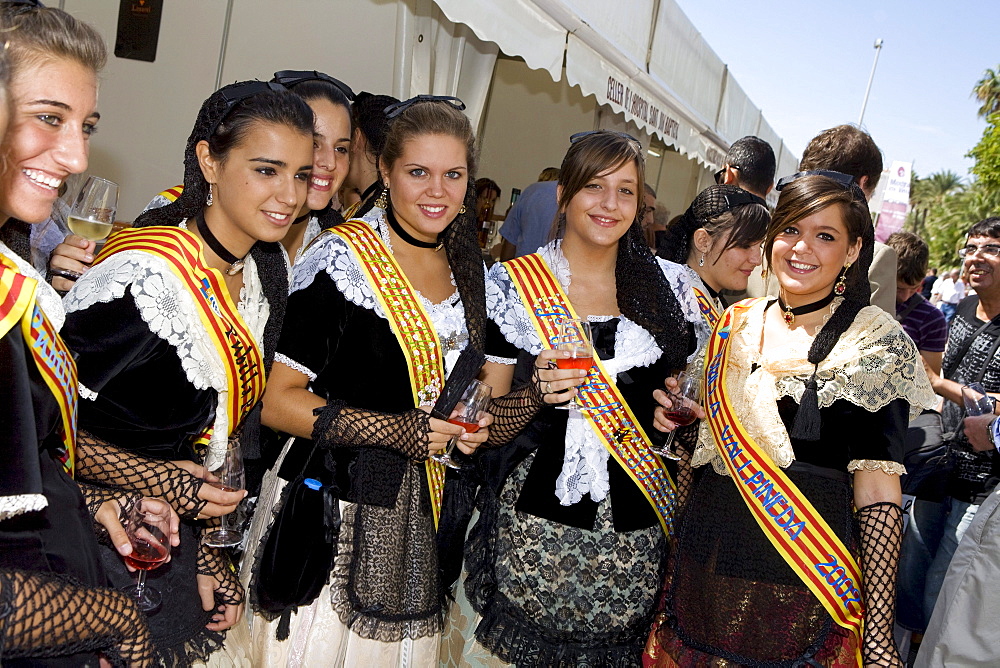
[875,160,912,242]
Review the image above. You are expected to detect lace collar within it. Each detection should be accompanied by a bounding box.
[692,298,939,475]
[64,226,268,470]
[290,207,469,373]
[0,239,65,332]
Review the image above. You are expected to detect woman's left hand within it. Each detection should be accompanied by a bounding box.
[197,543,244,631]
[453,411,494,455]
[652,375,707,433]
[96,496,181,570]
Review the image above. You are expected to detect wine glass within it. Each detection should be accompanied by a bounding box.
[121,501,171,613]
[201,439,245,548]
[651,371,701,460]
[554,318,594,410]
[963,382,995,416]
[67,175,118,242]
[431,379,492,470]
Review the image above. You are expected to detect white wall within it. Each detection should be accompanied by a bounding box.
[477,58,598,208]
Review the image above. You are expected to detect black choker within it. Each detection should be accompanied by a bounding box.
[777,291,837,325]
[385,207,442,250]
[196,213,248,275]
[359,181,380,205]
[292,212,311,225]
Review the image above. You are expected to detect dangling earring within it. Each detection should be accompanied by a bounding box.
[374,187,389,210]
[206,183,214,207]
[834,262,851,296]
[459,205,466,214]
[698,254,705,267]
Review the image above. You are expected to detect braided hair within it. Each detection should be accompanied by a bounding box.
[659,184,769,265]
[379,99,486,354]
[763,174,873,440]
[555,131,689,370]
[132,82,313,456]
[274,72,353,230]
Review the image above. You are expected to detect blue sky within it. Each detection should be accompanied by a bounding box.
[674,0,996,181]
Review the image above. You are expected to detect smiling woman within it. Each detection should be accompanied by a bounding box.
[58,81,314,666]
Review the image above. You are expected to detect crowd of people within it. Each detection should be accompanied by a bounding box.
[2,4,999,668]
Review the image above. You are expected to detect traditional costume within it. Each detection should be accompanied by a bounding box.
[645,298,937,666]
[61,222,283,666]
[446,239,695,667]
[243,203,489,667]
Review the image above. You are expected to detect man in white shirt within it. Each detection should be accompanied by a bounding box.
[935,269,964,323]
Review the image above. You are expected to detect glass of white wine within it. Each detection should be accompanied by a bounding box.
[67,175,118,243]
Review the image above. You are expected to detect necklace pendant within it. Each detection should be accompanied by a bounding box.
[226,260,245,276]
[783,309,795,326]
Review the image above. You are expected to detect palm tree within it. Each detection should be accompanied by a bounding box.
[973,67,1000,119]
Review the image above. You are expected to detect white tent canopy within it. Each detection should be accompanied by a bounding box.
[433,0,796,171]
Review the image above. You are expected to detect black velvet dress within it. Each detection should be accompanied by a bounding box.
[0,306,106,667]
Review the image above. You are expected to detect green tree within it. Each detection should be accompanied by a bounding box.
[969,114,1000,191]
[973,67,1000,119]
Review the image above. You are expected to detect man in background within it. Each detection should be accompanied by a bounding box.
[714,135,775,201]
[498,167,559,259]
[922,267,938,300]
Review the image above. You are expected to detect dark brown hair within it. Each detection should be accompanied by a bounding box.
[799,125,882,192]
[886,231,930,286]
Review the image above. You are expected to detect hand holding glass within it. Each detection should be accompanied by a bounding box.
[651,371,701,460]
[431,378,492,470]
[201,439,245,548]
[121,502,171,613]
[67,175,118,242]
[555,319,594,410]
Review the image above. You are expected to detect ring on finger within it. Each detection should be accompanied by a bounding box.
[543,380,551,394]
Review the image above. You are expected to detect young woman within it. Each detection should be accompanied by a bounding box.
[0,5,168,665]
[645,174,938,666]
[246,97,491,666]
[446,131,694,666]
[60,81,315,666]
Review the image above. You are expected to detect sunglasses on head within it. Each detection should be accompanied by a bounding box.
[714,164,742,185]
[384,95,466,119]
[271,70,355,101]
[775,169,855,192]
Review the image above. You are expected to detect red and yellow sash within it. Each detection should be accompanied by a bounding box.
[0,254,78,475]
[703,300,863,657]
[691,285,721,330]
[95,227,265,443]
[505,253,677,536]
[327,221,448,529]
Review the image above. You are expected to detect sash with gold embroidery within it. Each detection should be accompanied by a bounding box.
[704,300,863,656]
[691,285,721,330]
[505,253,677,536]
[1,253,78,475]
[327,221,448,529]
[95,227,265,447]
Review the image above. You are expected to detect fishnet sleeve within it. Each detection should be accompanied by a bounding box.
[75,481,140,545]
[485,381,545,447]
[311,400,432,461]
[856,501,904,667]
[672,423,699,511]
[75,430,207,520]
[196,542,243,607]
[0,569,153,667]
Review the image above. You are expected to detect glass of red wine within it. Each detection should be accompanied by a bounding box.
[652,371,701,460]
[431,378,492,470]
[121,501,171,613]
[554,318,594,411]
[202,438,245,548]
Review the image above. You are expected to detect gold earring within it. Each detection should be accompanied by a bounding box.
[459,205,466,214]
[834,262,851,296]
[374,187,388,210]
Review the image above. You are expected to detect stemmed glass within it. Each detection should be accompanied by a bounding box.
[67,175,118,243]
[554,318,594,410]
[431,379,492,470]
[201,439,245,548]
[651,370,701,460]
[121,502,171,613]
[963,382,995,416]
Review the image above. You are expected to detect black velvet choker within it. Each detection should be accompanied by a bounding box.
[196,212,247,275]
[777,291,836,325]
[359,181,380,205]
[385,206,442,250]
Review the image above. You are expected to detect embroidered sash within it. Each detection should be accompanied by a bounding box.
[703,300,864,655]
[1,253,78,475]
[691,285,721,330]
[505,253,677,535]
[327,221,448,529]
[95,227,265,447]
